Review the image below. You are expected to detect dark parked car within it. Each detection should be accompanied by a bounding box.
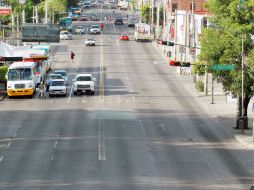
[114,18,123,25]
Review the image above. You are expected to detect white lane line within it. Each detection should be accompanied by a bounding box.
[159,123,166,131]
[50,155,54,161]
[100,36,105,99]
[54,141,58,148]
[7,142,11,149]
[67,85,74,104]
[126,76,129,80]
[0,156,3,163]
[98,119,106,161]
[132,96,135,104]
[139,120,146,138]
[116,39,120,48]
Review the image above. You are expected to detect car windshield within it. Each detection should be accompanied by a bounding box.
[54,71,66,76]
[91,25,99,29]
[8,68,31,81]
[76,76,91,81]
[63,32,70,35]
[49,75,63,80]
[51,81,65,86]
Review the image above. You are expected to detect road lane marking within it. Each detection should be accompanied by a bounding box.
[98,119,106,161]
[86,28,88,36]
[99,34,105,99]
[116,39,120,48]
[7,142,11,149]
[54,141,58,148]
[67,85,74,103]
[0,156,3,163]
[50,155,54,161]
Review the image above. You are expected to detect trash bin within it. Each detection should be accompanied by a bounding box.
[239,116,248,130]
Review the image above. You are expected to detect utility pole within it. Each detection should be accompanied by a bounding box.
[11,14,15,45]
[45,0,48,23]
[156,1,160,39]
[151,0,154,33]
[16,13,19,46]
[35,6,38,23]
[241,35,244,118]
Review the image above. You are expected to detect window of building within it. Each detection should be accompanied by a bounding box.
[190,3,196,10]
[172,3,177,11]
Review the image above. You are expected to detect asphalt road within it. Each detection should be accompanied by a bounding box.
[0,8,254,190]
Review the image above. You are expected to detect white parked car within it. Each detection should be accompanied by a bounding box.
[48,79,67,97]
[90,25,101,34]
[75,26,85,34]
[73,74,96,95]
[85,39,96,46]
[60,31,73,40]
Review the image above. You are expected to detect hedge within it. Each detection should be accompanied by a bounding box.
[0,66,8,82]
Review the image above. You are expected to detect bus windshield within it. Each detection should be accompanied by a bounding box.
[8,68,32,81]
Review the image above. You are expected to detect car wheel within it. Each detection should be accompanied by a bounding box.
[91,91,95,95]
[49,94,52,97]
[74,91,77,95]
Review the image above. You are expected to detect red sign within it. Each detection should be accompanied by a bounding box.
[0,8,12,15]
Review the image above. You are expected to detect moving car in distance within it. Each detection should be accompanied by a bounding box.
[75,26,85,34]
[120,33,129,41]
[53,70,68,85]
[114,18,124,25]
[127,17,137,27]
[90,24,101,34]
[45,73,64,91]
[85,39,96,46]
[60,31,73,40]
[80,15,88,21]
[48,79,67,97]
[73,74,96,95]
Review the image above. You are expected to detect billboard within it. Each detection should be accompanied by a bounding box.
[21,24,60,43]
[0,7,11,15]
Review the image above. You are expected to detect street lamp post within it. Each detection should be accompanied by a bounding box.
[241,35,244,118]
[45,0,48,23]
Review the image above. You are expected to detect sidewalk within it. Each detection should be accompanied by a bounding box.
[153,42,254,149]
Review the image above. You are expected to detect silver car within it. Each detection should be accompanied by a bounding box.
[60,31,73,40]
[53,70,68,86]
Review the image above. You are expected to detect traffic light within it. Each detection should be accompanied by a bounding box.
[181,62,190,67]
[161,40,167,45]
[167,41,174,46]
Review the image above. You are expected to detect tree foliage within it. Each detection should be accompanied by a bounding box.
[199,0,254,118]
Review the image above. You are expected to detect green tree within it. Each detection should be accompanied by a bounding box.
[140,3,150,23]
[198,0,254,128]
